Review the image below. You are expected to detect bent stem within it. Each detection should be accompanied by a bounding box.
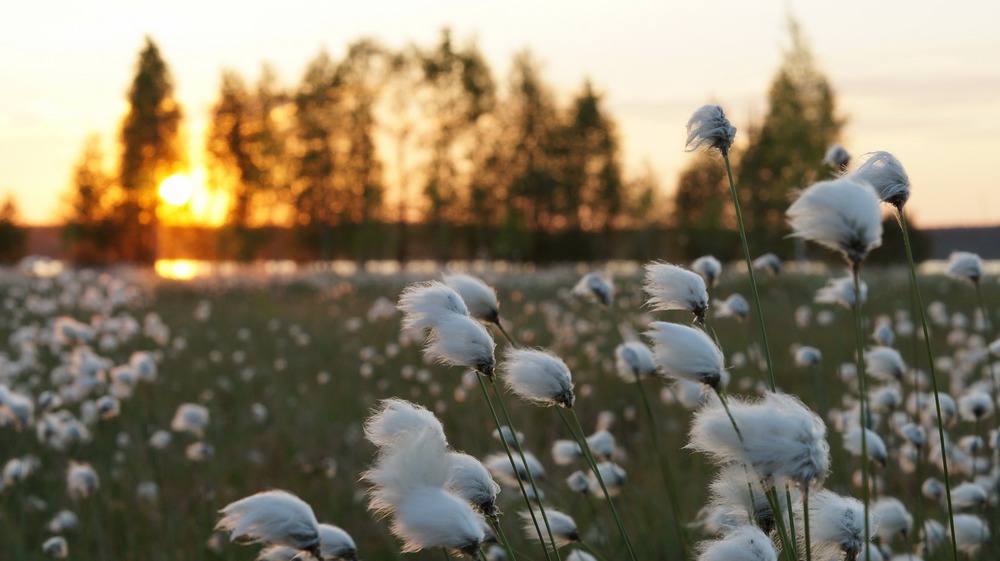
[473,374,538,561]
[488,378,563,561]
[851,265,873,561]
[898,210,959,561]
[494,318,518,348]
[559,407,639,561]
[723,153,776,391]
[631,372,688,553]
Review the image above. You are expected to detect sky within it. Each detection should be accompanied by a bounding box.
[1,1,999,228]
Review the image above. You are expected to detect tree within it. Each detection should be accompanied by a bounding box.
[0,195,27,263]
[736,18,843,252]
[62,134,118,262]
[118,36,185,263]
[672,154,739,258]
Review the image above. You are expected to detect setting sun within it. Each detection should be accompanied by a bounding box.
[158,173,195,206]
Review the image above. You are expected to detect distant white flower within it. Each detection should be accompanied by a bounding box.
[716,294,749,321]
[424,314,496,378]
[149,430,172,449]
[646,322,725,390]
[566,470,590,495]
[585,430,616,460]
[685,104,737,156]
[216,490,321,559]
[447,452,501,518]
[0,385,34,430]
[752,253,782,275]
[898,423,925,448]
[552,439,583,466]
[186,441,215,462]
[501,349,575,408]
[842,427,887,467]
[823,144,851,170]
[46,510,78,533]
[316,524,357,561]
[586,462,626,497]
[865,347,906,382]
[703,465,774,533]
[692,255,723,288]
[53,316,95,347]
[951,482,988,509]
[696,525,777,561]
[945,251,984,284]
[872,321,894,347]
[492,426,523,447]
[66,461,99,499]
[171,403,210,438]
[571,272,614,307]
[787,177,883,267]
[922,478,945,502]
[806,489,872,561]
[920,519,946,556]
[872,497,912,542]
[614,341,658,382]
[364,399,447,449]
[42,536,68,558]
[643,263,709,323]
[521,506,579,550]
[958,391,994,422]
[951,514,990,554]
[852,151,910,211]
[398,281,470,332]
[688,392,830,489]
[566,549,597,561]
[816,276,867,309]
[794,346,822,367]
[483,452,546,489]
[444,273,500,324]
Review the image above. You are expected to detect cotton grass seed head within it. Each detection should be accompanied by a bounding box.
[752,253,783,275]
[852,151,910,211]
[216,490,321,559]
[865,347,906,382]
[807,489,872,561]
[872,497,912,542]
[614,341,657,382]
[443,273,500,324]
[951,514,990,554]
[716,294,749,321]
[686,104,737,156]
[842,427,888,467]
[816,276,868,309]
[692,255,722,288]
[66,461,99,499]
[446,452,501,518]
[424,314,496,378]
[398,281,470,332]
[696,525,777,561]
[521,506,579,550]
[643,262,709,323]
[787,177,883,268]
[823,144,851,171]
[646,321,725,390]
[392,486,485,557]
[42,536,68,558]
[571,272,614,307]
[945,251,984,285]
[501,348,575,408]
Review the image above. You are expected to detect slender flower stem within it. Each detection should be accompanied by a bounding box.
[851,265,873,561]
[631,373,688,553]
[473,374,545,561]
[803,486,813,561]
[494,319,518,348]
[713,388,743,442]
[723,153,776,391]
[784,486,799,560]
[764,486,796,561]
[559,407,639,561]
[898,211,959,561]
[489,378,563,561]
[490,515,518,561]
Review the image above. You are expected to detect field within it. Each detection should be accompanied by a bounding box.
[1,261,998,561]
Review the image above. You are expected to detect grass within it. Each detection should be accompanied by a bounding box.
[0,263,996,560]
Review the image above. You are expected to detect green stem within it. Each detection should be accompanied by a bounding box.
[631,374,688,553]
[851,265,873,561]
[561,408,639,561]
[723,153,776,391]
[784,486,799,560]
[803,486,813,561]
[490,517,517,561]
[489,378,562,561]
[764,487,796,561]
[494,318,518,348]
[898,211,959,561]
[474,374,544,561]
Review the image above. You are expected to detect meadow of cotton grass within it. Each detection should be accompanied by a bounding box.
[0,241,997,561]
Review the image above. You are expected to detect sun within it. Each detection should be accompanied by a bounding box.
[158,173,195,206]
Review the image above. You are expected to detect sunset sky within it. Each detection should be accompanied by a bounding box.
[1,1,998,227]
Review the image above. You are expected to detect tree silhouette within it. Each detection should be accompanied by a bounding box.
[118,36,185,263]
[0,195,26,263]
[63,134,118,263]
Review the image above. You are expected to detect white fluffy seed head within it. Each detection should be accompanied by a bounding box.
[364,399,447,449]
[842,427,888,467]
[571,272,614,307]
[688,392,830,488]
[951,514,990,554]
[424,314,496,378]
[501,348,575,408]
[787,177,883,267]
[852,151,910,211]
[446,452,501,518]
[807,489,872,561]
[716,294,749,321]
[614,341,658,382]
[692,255,723,288]
[946,252,984,284]
[872,497,913,541]
[392,486,485,557]
[865,347,907,382]
[696,525,777,561]
[398,281,470,332]
[815,275,868,309]
[552,439,583,466]
[951,482,988,509]
[958,391,994,422]
[66,461,99,499]
[752,253,783,275]
[521,506,579,550]
[646,321,725,389]
[171,403,210,438]
[363,427,450,518]
[42,536,68,558]
[216,490,320,556]
[685,104,737,156]
[483,451,546,489]
[643,263,709,323]
[443,273,500,324]
[823,144,851,170]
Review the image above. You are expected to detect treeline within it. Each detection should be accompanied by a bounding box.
[64,31,665,264]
